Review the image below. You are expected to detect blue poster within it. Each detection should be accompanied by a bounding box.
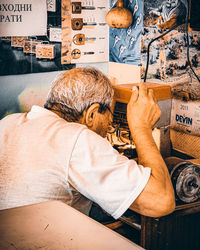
[142,0,200,84]
[109,0,143,65]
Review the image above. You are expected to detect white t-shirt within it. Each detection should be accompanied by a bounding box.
[0,106,151,219]
[69,129,151,219]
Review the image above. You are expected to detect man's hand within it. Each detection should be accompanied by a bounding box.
[127,83,161,134]
[127,82,175,217]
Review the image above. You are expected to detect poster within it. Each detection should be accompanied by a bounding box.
[0,0,47,36]
[142,0,200,85]
[109,0,143,65]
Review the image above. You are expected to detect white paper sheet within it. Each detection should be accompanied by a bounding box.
[0,0,47,36]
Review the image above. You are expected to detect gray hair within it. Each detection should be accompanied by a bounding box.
[44,67,114,121]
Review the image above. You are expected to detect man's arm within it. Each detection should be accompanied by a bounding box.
[127,83,175,217]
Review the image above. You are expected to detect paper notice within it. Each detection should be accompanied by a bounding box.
[0,0,47,36]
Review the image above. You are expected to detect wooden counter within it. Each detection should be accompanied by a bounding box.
[0,201,144,250]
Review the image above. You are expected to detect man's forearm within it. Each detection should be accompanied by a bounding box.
[127,83,175,216]
[131,127,168,178]
[131,127,174,199]
[130,127,175,216]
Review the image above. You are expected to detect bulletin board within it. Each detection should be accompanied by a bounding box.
[0,0,142,76]
[0,0,75,76]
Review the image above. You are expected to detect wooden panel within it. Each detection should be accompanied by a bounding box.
[61,0,72,64]
[140,210,200,250]
[114,83,171,103]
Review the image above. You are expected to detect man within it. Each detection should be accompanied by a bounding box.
[0,67,175,219]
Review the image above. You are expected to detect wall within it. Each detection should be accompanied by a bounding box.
[0,0,142,118]
[0,62,108,119]
[0,71,57,118]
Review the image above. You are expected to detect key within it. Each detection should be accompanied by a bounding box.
[72,2,95,14]
[71,49,94,59]
[73,33,96,45]
[71,18,96,30]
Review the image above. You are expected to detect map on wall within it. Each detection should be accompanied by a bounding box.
[141,0,200,85]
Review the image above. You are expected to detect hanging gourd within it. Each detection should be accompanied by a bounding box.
[106,0,133,29]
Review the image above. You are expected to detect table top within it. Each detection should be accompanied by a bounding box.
[0,201,144,250]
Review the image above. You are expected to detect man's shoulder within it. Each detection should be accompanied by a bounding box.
[77,127,113,151]
[0,113,27,134]
[0,112,25,123]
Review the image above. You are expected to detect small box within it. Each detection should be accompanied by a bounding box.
[113,82,172,128]
[11,36,28,48]
[24,40,42,54]
[36,44,55,59]
[113,83,172,157]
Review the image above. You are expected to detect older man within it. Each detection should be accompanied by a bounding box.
[0,67,175,219]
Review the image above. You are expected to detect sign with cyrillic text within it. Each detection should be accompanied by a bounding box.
[0,0,47,36]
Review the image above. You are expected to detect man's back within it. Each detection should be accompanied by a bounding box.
[0,105,91,213]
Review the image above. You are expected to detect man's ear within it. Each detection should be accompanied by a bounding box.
[85,103,100,128]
